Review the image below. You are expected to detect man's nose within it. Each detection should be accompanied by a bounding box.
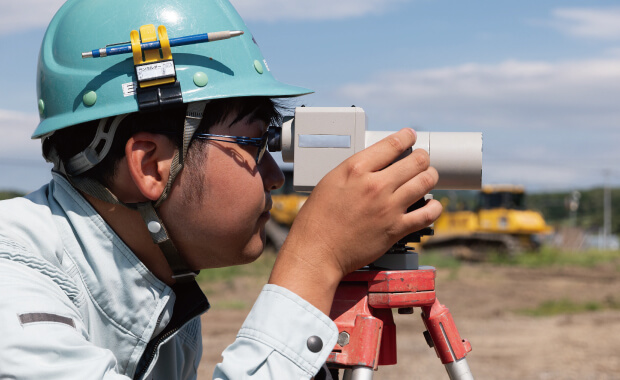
[259,152,285,191]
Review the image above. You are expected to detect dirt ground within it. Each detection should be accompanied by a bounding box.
[197,260,620,379]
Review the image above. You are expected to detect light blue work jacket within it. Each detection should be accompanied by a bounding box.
[0,173,338,379]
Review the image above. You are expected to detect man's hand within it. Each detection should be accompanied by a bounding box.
[269,128,443,314]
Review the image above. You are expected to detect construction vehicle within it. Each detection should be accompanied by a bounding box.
[266,177,552,257]
[421,184,553,258]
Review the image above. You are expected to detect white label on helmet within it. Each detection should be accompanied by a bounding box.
[136,60,176,82]
[263,59,270,72]
[122,82,137,97]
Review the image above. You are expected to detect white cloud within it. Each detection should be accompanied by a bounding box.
[483,136,620,191]
[0,109,42,158]
[337,59,620,131]
[550,7,620,40]
[230,0,407,22]
[485,162,581,191]
[0,0,65,36]
[335,59,620,190]
[604,46,620,57]
[1,0,407,35]
[0,109,52,192]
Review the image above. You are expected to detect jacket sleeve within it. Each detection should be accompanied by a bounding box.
[0,258,130,380]
[213,284,339,379]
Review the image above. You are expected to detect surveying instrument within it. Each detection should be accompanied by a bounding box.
[271,106,481,379]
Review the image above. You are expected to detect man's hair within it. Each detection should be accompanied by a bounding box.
[46,97,285,187]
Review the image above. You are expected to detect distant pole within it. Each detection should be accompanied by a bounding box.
[569,191,580,227]
[603,170,611,250]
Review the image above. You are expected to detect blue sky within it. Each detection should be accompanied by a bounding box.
[1,0,619,193]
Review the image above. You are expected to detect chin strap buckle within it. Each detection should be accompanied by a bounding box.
[136,202,198,283]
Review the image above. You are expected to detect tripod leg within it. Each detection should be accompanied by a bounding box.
[445,358,474,380]
[421,298,473,380]
[343,366,373,380]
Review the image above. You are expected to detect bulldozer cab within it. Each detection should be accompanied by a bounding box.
[422,184,552,256]
[478,185,526,211]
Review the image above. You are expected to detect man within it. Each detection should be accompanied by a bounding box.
[0,0,442,379]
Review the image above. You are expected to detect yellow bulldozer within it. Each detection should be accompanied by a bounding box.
[421,184,553,257]
[266,172,552,257]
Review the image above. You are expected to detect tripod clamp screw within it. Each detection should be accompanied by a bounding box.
[337,331,350,347]
[423,330,435,348]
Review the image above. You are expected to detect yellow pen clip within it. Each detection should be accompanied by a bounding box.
[130,24,176,88]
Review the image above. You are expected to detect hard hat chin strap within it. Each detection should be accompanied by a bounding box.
[70,174,199,282]
[48,100,209,283]
[154,100,207,207]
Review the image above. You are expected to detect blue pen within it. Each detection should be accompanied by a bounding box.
[82,30,244,58]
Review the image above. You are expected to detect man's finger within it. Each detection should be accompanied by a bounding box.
[381,148,431,191]
[349,128,417,173]
[392,166,439,207]
[400,199,443,234]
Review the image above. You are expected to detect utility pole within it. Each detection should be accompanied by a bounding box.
[568,191,580,227]
[603,170,611,250]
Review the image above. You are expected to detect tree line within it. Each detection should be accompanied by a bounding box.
[0,191,25,200]
[420,188,620,236]
[526,188,620,235]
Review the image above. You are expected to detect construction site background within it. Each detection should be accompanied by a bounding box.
[265,171,620,254]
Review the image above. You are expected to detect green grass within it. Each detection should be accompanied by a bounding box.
[194,246,620,279]
[196,250,276,284]
[420,246,620,282]
[518,296,620,317]
[211,300,249,310]
[197,251,276,301]
[0,191,25,201]
[418,251,462,269]
[488,246,620,268]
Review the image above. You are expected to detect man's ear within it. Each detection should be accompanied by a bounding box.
[125,132,177,201]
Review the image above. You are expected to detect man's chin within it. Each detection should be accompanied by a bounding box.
[242,234,267,264]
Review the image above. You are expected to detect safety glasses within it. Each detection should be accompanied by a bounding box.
[193,129,270,164]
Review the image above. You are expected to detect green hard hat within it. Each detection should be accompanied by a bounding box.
[34,0,312,138]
